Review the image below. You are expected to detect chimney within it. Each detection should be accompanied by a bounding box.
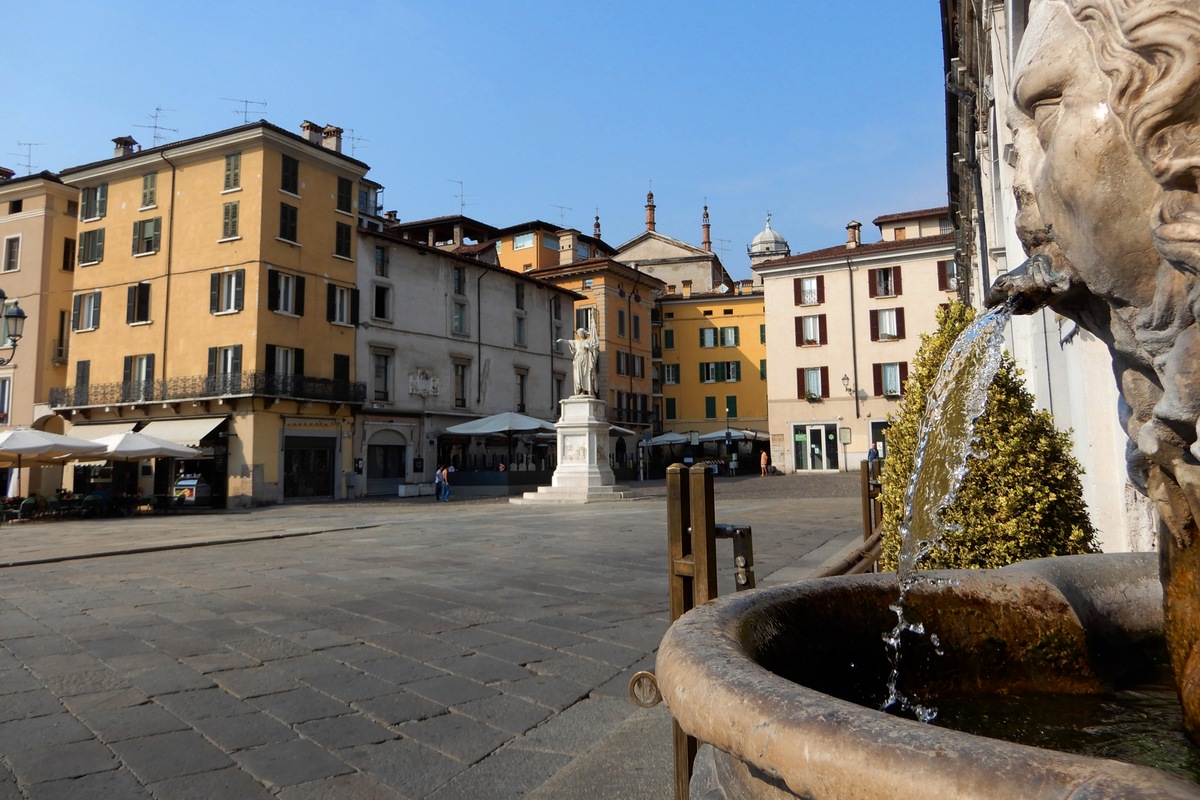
[740,279,754,294]
[681,279,692,298]
[701,205,711,252]
[594,214,602,239]
[666,284,676,295]
[112,136,139,158]
[558,229,579,263]
[0,167,14,181]
[321,124,343,153]
[645,191,656,232]
[384,210,398,223]
[846,220,862,248]
[300,120,322,145]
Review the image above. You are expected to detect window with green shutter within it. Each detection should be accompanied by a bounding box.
[705,396,717,419]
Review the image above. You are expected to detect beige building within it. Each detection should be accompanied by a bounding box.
[615,193,731,293]
[0,170,79,494]
[755,208,956,471]
[55,121,370,507]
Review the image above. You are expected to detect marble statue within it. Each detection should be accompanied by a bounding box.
[990,0,1200,738]
[559,319,599,398]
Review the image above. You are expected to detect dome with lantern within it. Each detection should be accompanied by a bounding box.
[748,214,790,264]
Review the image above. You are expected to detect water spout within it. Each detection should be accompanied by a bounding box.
[984,253,1071,314]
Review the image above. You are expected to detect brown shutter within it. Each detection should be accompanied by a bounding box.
[816,275,825,304]
[868,269,878,298]
[797,368,804,399]
[869,310,879,341]
[937,260,948,291]
[795,317,803,346]
[793,278,803,306]
[900,362,909,394]
[818,314,828,345]
[896,308,906,340]
[894,266,903,296]
[873,363,883,396]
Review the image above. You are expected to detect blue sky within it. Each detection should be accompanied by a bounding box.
[8,1,946,281]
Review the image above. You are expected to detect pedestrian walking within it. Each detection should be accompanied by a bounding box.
[433,465,443,501]
[439,465,451,502]
[760,450,769,477]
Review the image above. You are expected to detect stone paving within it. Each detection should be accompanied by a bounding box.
[0,473,865,799]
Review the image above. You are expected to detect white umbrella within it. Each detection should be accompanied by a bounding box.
[445,412,557,436]
[639,431,690,447]
[697,429,769,443]
[0,428,108,496]
[92,431,201,460]
[608,425,637,437]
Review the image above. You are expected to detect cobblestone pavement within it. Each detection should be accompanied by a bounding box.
[0,472,865,799]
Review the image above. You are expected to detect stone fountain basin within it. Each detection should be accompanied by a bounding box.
[656,553,1200,799]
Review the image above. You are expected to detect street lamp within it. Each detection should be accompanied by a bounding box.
[841,374,853,395]
[0,290,27,367]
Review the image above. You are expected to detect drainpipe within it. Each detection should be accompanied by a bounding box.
[476,269,486,403]
[846,256,860,419]
[158,151,178,383]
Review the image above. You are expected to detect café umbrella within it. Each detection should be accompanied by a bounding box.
[0,428,107,496]
[91,432,201,461]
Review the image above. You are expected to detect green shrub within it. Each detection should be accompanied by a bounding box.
[878,301,1099,571]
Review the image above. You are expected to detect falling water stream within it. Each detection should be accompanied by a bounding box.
[881,299,1016,721]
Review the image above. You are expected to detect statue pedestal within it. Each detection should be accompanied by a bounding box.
[512,397,631,504]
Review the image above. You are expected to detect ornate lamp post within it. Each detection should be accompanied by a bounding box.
[0,290,27,367]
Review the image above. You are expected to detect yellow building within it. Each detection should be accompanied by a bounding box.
[56,121,370,506]
[0,170,78,494]
[657,280,767,448]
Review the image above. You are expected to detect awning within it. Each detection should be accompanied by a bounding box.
[139,417,226,447]
[67,421,138,441]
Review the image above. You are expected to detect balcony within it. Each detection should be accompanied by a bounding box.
[51,339,68,366]
[49,371,367,410]
[608,408,655,426]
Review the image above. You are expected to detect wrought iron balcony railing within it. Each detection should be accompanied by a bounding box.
[49,371,367,409]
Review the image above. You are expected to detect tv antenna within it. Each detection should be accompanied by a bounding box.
[713,238,733,257]
[221,97,267,124]
[550,204,572,226]
[9,142,43,174]
[134,107,178,146]
[447,179,476,215]
[345,129,369,157]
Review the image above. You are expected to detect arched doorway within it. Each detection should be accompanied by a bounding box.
[366,428,407,496]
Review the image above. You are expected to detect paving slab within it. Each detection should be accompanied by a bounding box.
[0,473,865,798]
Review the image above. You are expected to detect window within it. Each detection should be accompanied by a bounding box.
[699,328,718,348]
[72,291,102,332]
[141,173,157,207]
[874,362,909,397]
[554,373,565,405]
[281,154,299,194]
[8,200,21,214]
[66,200,78,217]
[705,396,717,419]
[123,354,155,402]
[126,282,151,324]
[335,222,352,257]
[938,260,960,291]
[665,398,677,420]
[663,364,680,384]
[617,351,630,376]
[513,232,534,250]
[552,295,562,320]
[894,227,907,241]
[760,359,767,380]
[452,266,466,295]
[279,203,298,242]
[721,326,739,346]
[617,309,626,337]
[132,218,161,255]
[373,349,392,402]
[267,269,305,315]
[210,270,245,314]
[81,184,108,220]
[575,307,593,331]
[374,284,390,320]
[207,344,243,394]
[633,355,645,379]
[452,302,468,334]
[224,153,241,190]
[79,229,105,265]
[664,329,675,350]
[760,324,766,344]
[940,218,953,234]
[0,376,9,424]
[514,313,527,346]
[542,235,558,251]
[726,396,738,418]
[454,362,468,408]
[375,246,389,277]
[794,275,823,306]
[796,314,827,346]
[576,242,589,260]
[327,284,357,325]
[724,361,741,382]
[515,283,526,310]
[62,238,75,272]
[2,237,18,272]
[337,177,353,212]
[700,362,717,383]
[871,308,905,341]
[554,323,563,352]
[869,266,902,298]
[333,353,350,386]
[799,366,829,399]
[222,202,239,239]
[515,370,528,412]
[633,314,641,341]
